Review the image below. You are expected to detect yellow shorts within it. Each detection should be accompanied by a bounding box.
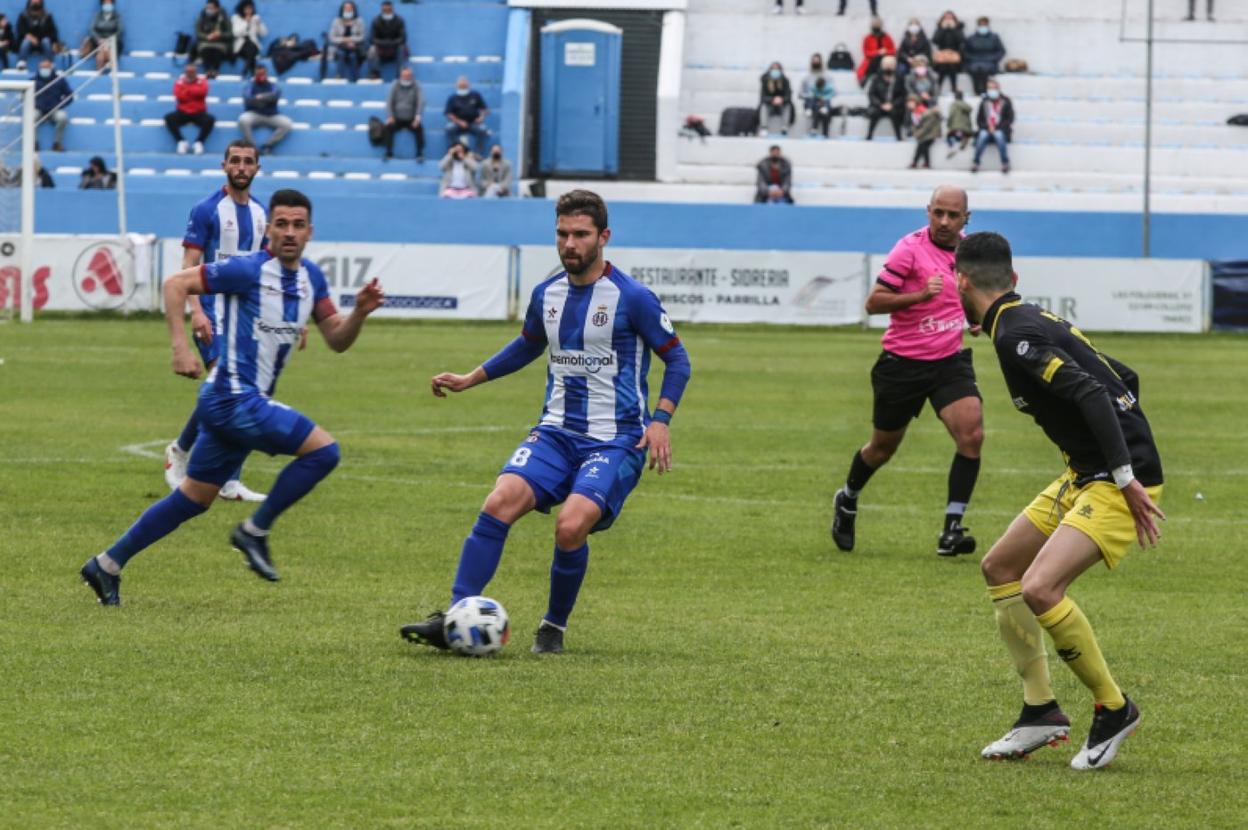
[1022,469,1163,570]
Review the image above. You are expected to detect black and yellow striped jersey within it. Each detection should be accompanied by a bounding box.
[982,292,1163,487]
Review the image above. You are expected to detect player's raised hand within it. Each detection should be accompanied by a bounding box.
[191,310,213,344]
[1122,479,1166,548]
[172,347,202,380]
[922,274,944,300]
[354,278,385,315]
[636,421,673,474]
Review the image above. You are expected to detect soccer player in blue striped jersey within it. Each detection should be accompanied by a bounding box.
[80,189,386,606]
[401,190,693,654]
[163,139,270,502]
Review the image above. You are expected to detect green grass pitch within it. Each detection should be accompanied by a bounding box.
[1,318,1245,828]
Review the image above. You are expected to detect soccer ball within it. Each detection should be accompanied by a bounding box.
[443,596,510,657]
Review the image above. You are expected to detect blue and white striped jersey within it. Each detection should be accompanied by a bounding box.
[523,264,681,443]
[200,251,336,398]
[183,187,268,334]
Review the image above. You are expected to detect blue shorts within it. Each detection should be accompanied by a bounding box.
[186,390,316,486]
[501,425,646,533]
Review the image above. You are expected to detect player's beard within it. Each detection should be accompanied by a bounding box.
[960,291,980,324]
[229,171,256,193]
[559,242,600,278]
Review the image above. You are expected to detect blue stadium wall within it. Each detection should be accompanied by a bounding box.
[40,191,1248,260]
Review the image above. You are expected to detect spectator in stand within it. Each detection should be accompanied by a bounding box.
[194,0,232,79]
[972,78,1013,174]
[238,64,291,155]
[897,17,931,78]
[80,0,123,72]
[439,140,478,199]
[754,145,794,204]
[329,1,366,83]
[164,62,215,155]
[905,56,935,106]
[444,75,490,154]
[856,17,894,86]
[33,151,54,187]
[908,96,941,168]
[384,65,425,161]
[865,55,904,140]
[772,0,804,14]
[757,61,794,137]
[963,16,1005,95]
[79,156,116,189]
[799,52,828,134]
[34,58,70,152]
[838,0,878,14]
[931,10,965,94]
[945,89,973,156]
[477,144,512,198]
[808,76,836,138]
[231,1,267,78]
[1186,1,1213,21]
[16,0,59,70]
[0,15,14,69]
[367,1,408,80]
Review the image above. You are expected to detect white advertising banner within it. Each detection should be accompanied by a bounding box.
[866,254,1207,333]
[519,246,868,326]
[156,239,511,320]
[1,234,155,313]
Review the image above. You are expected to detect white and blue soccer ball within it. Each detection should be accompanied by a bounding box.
[443,596,510,657]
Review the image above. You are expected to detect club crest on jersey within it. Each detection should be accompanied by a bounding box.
[1016,340,1030,356]
[592,305,609,327]
[660,313,675,335]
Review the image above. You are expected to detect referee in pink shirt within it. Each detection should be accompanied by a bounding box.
[832,185,984,556]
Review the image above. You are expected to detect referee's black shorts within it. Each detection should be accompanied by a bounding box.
[870,348,980,432]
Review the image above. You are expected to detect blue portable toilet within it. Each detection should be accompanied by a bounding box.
[539,19,622,176]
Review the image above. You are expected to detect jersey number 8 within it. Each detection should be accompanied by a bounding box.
[509,447,532,467]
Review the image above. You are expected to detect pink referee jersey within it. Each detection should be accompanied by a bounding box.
[877,227,966,361]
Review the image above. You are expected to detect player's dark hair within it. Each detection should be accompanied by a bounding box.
[555,189,608,232]
[955,231,1014,291]
[223,138,257,161]
[269,188,313,219]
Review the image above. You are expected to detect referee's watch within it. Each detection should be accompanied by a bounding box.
[1112,464,1135,489]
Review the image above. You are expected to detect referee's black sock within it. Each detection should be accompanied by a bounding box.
[945,452,981,531]
[843,450,878,504]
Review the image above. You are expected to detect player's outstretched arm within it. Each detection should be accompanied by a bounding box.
[163,266,208,379]
[431,367,488,398]
[319,278,385,353]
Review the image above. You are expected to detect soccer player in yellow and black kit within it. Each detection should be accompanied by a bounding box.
[955,232,1165,771]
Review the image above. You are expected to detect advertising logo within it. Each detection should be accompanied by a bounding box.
[72,243,134,310]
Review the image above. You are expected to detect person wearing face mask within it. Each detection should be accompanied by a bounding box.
[33,58,71,152]
[856,16,895,86]
[231,1,267,78]
[384,66,425,162]
[81,0,123,72]
[754,144,794,204]
[758,62,794,137]
[865,55,905,141]
[239,64,292,155]
[971,80,1013,174]
[897,18,931,79]
[367,1,408,80]
[908,95,941,169]
[478,145,512,198]
[16,0,60,71]
[963,16,1005,96]
[439,140,479,199]
[444,75,490,154]
[931,11,965,94]
[905,56,935,106]
[808,76,836,138]
[194,0,232,79]
[799,53,829,135]
[329,1,366,83]
[164,62,216,155]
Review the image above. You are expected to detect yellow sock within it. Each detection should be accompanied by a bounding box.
[988,582,1054,705]
[1036,595,1126,710]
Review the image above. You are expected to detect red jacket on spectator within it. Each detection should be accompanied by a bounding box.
[856,32,895,84]
[174,75,209,115]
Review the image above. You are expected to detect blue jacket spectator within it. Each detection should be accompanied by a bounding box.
[444,75,490,154]
[34,59,71,151]
[239,65,293,154]
[962,16,1006,95]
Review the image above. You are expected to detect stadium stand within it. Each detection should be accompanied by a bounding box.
[10,0,507,199]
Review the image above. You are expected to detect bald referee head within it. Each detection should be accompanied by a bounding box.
[927,185,970,249]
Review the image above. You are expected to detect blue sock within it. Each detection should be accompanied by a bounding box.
[545,543,589,628]
[250,443,340,531]
[104,489,208,570]
[176,412,200,453]
[450,512,511,604]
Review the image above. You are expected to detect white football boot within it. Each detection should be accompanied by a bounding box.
[1071,697,1140,771]
[164,442,189,490]
[218,480,267,502]
[981,703,1071,760]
